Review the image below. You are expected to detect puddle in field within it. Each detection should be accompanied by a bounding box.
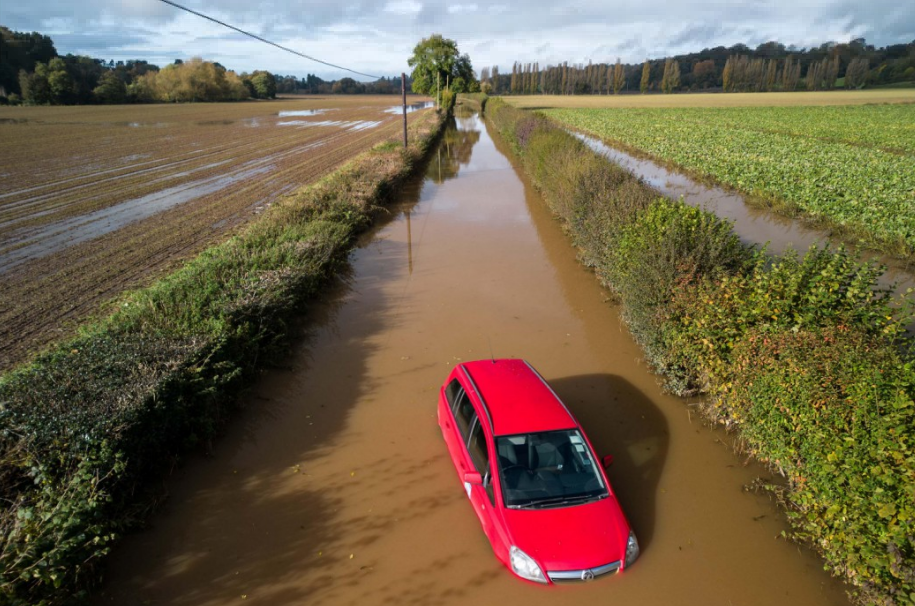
[94,114,851,606]
[575,131,915,294]
[0,163,275,273]
[277,119,384,131]
[384,100,436,114]
[278,109,334,117]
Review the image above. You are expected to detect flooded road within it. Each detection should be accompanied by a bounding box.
[95,113,850,606]
[575,132,915,294]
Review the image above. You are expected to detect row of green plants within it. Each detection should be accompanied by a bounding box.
[485,96,915,606]
[0,101,451,605]
[541,105,915,258]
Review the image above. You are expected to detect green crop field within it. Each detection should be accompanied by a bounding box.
[540,102,915,256]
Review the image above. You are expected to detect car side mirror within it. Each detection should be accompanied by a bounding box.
[602,455,614,469]
[463,471,483,485]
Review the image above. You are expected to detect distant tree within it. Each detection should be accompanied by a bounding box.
[782,55,801,90]
[246,70,276,98]
[692,59,716,89]
[92,70,127,103]
[19,67,51,104]
[612,58,625,94]
[46,57,75,104]
[640,60,650,93]
[661,59,680,93]
[765,59,777,91]
[844,56,869,88]
[491,65,500,94]
[0,27,57,97]
[407,34,477,96]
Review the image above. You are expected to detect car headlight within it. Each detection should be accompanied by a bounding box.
[510,545,547,583]
[625,530,640,568]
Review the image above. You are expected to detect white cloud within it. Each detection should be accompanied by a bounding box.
[2,1,912,80]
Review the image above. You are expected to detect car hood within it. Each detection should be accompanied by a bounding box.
[502,496,629,572]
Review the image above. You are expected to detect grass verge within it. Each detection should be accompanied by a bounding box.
[0,100,451,605]
[486,95,915,606]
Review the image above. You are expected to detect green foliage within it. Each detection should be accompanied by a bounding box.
[486,97,915,605]
[92,71,126,104]
[244,70,277,99]
[0,108,447,604]
[726,328,915,605]
[543,105,915,257]
[407,34,477,96]
[605,199,749,362]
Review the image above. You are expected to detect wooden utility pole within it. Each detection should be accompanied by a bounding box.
[401,73,408,148]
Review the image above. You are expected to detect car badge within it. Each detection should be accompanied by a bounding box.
[581,569,595,581]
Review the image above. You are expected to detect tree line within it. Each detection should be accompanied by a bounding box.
[480,38,915,95]
[0,25,407,105]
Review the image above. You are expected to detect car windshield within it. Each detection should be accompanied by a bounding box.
[496,429,608,509]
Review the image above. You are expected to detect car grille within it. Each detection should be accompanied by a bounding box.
[547,559,621,583]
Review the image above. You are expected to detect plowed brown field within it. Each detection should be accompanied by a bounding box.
[0,95,433,371]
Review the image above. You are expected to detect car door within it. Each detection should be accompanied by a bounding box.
[440,378,475,482]
[466,415,498,542]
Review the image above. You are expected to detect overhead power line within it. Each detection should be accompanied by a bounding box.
[157,0,383,79]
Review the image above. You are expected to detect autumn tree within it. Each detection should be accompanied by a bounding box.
[640,60,650,93]
[612,58,625,94]
[661,59,680,93]
[844,56,869,89]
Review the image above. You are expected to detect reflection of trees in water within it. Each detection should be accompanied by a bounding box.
[425,118,481,183]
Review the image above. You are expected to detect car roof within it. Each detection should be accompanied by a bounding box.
[459,359,577,436]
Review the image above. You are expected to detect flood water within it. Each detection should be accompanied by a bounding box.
[94,113,850,605]
[575,132,915,294]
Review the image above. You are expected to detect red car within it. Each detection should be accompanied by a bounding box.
[437,358,639,584]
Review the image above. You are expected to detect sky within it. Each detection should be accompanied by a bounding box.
[2,1,914,81]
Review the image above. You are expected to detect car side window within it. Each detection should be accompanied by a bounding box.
[468,420,495,504]
[445,379,463,414]
[454,390,475,442]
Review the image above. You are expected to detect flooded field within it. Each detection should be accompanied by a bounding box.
[574,132,915,294]
[93,113,850,605]
[0,95,431,370]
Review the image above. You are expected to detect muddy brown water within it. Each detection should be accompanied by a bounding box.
[94,113,850,606]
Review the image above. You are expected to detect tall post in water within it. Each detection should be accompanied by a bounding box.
[402,73,408,149]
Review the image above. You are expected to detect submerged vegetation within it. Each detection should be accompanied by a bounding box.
[485,96,915,606]
[0,100,449,605]
[543,104,915,258]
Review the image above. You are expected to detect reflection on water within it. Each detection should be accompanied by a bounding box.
[385,101,435,115]
[277,109,333,117]
[425,116,481,183]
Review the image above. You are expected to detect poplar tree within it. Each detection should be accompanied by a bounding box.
[613,58,625,94]
[661,59,680,93]
[844,56,869,89]
[722,56,734,91]
[640,60,650,93]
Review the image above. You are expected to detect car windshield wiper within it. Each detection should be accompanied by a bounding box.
[512,493,605,509]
